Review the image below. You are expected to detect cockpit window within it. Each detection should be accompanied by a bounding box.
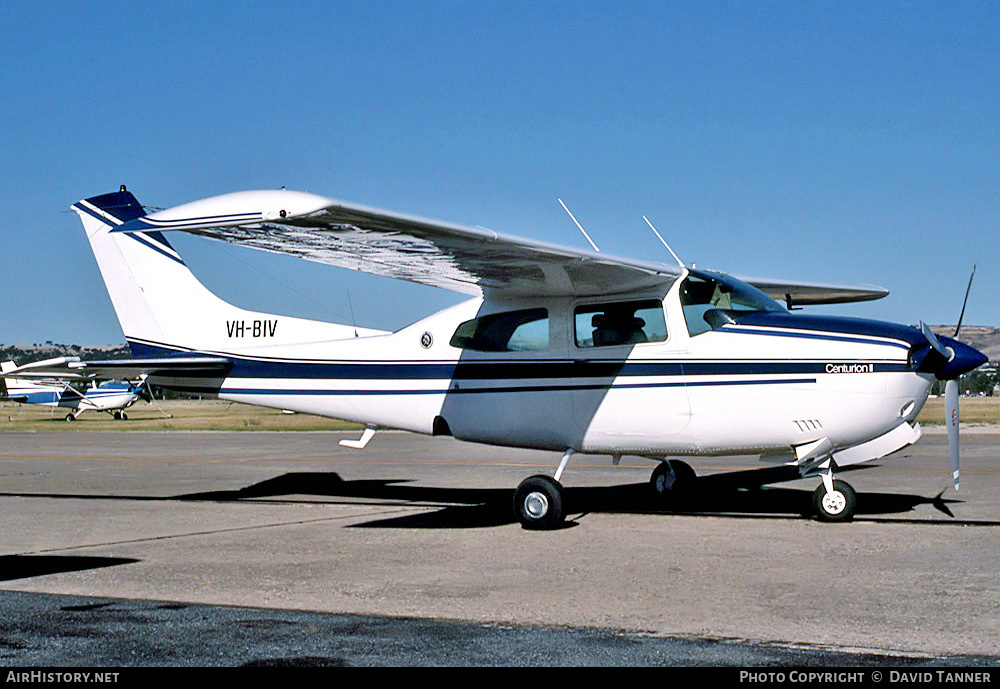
[450,308,549,352]
[680,271,784,336]
[574,300,667,348]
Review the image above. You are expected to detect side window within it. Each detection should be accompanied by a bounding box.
[574,300,667,348]
[450,308,549,352]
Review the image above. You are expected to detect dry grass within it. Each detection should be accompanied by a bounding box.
[916,395,1000,426]
[0,399,362,432]
[3,396,998,433]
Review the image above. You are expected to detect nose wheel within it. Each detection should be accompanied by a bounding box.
[813,478,856,522]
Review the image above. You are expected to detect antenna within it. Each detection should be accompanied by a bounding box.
[558,198,600,252]
[642,215,685,268]
[347,289,359,338]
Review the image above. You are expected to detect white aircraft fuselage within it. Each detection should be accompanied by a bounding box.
[2,376,139,417]
[130,283,942,466]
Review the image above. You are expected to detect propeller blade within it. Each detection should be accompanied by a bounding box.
[137,374,154,403]
[953,264,976,339]
[945,379,960,490]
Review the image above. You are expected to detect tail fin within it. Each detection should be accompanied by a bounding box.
[73,188,366,355]
[1,361,53,397]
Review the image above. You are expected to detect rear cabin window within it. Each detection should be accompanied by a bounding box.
[574,300,667,348]
[450,308,550,352]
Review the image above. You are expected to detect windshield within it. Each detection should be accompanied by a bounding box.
[680,270,784,336]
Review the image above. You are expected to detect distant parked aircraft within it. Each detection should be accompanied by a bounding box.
[1,358,148,421]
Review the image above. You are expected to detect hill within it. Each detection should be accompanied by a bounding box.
[928,326,1000,361]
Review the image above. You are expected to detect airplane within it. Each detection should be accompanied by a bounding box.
[1,358,148,421]
[34,185,985,528]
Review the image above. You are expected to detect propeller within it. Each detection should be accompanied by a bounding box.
[137,374,173,418]
[919,265,981,491]
[135,382,153,403]
[135,374,155,404]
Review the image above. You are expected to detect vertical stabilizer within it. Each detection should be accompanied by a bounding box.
[1,361,57,398]
[73,189,368,355]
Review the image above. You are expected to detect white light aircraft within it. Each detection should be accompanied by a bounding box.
[50,186,986,527]
[1,359,147,421]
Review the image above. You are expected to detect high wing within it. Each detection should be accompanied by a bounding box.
[113,191,681,298]
[111,189,887,304]
[0,356,232,381]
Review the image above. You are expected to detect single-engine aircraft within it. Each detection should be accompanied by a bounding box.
[1,359,148,421]
[51,186,985,527]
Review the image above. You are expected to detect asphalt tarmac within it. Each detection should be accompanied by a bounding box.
[1,428,997,666]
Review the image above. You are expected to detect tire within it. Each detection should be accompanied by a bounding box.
[650,460,697,504]
[813,479,857,522]
[513,475,565,530]
[64,414,75,422]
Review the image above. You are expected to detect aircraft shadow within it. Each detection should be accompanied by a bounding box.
[0,555,140,582]
[172,467,966,529]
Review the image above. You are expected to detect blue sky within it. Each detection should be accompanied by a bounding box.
[2,1,997,345]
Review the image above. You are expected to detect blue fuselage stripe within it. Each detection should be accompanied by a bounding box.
[173,377,821,397]
[192,358,907,380]
[127,338,909,398]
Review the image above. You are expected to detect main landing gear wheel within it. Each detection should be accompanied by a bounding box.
[650,460,697,505]
[513,475,566,530]
[64,413,75,422]
[813,479,857,522]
